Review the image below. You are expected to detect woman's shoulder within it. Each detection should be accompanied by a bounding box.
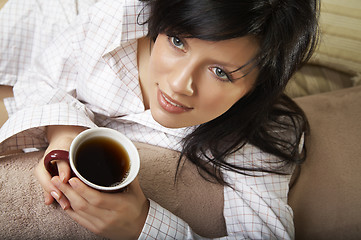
[228,142,297,176]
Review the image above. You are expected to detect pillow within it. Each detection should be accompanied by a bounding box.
[286,64,353,98]
[289,85,361,239]
[286,0,361,98]
[310,0,361,77]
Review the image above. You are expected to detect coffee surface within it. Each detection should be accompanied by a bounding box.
[75,136,130,187]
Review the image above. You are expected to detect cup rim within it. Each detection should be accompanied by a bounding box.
[69,127,140,191]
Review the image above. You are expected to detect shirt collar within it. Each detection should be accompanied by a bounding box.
[104,0,149,55]
[101,0,149,113]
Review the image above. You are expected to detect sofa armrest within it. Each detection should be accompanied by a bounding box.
[290,85,361,239]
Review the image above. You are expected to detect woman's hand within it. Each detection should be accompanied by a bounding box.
[34,125,86,208]
[51,176,150,240]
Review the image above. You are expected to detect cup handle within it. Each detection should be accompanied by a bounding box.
[44,150,70,177]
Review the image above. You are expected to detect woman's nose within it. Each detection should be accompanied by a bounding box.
[168,65,195,96]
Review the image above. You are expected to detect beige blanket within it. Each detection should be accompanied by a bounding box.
[0,143,226,239]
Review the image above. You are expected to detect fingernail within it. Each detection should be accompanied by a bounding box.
[44,195,51,204]
[69,178,77,188]
[59,199,68,210]
[51,191,60,201]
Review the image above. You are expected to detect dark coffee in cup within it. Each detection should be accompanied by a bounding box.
[75,136,130,187]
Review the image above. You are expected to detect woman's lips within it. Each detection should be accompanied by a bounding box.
[157,89,193,113]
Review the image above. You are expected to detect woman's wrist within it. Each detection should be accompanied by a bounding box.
[134,199,150,239]
[46,125,87,150]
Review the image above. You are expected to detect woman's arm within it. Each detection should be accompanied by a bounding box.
[0,3,97,150]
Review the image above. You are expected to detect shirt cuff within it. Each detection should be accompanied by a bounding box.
[138,199,190,240]
[0,102,97,151]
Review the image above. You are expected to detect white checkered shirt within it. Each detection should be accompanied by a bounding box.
[0,0,295,239]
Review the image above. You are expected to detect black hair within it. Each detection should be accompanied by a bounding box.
[140,0,319,185]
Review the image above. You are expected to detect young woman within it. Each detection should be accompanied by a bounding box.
[0,0,319,239]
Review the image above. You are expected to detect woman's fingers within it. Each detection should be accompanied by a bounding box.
[69,177,126,208]
[67,177,145,211]
[34,153,73,208]
[51,176,111,230]
[51,176,100,212]
[50,190,71,210]
[55,158,72,183]
[53,176,113,211]
[34,158,61,205]
[48,178,101,233]
[52,176,149,239]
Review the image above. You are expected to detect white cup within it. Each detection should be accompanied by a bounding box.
[45,127,140,192]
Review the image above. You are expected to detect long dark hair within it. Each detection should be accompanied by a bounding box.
[140,0,319,185]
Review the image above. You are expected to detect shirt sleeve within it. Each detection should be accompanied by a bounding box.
[139,199,201,240]
[0,10,97,151]
[139,144,295,240]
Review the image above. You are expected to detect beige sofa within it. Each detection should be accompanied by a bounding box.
[1,0,361,239]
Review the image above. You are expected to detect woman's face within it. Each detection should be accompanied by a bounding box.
[139,34,259,128]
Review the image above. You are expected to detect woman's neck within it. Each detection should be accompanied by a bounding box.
[137,37,152,110]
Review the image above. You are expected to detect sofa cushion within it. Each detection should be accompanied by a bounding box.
[286,64,353,98]
[309,0,361,77]
[289,85,361,239]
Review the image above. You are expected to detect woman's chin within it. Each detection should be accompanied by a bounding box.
[150,108,191,129]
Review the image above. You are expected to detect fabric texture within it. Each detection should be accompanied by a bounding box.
[0,0,98,86]
[0,0,295,239]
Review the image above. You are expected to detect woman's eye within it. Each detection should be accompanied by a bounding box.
[211,67,231,82]
[170,36,185,50]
